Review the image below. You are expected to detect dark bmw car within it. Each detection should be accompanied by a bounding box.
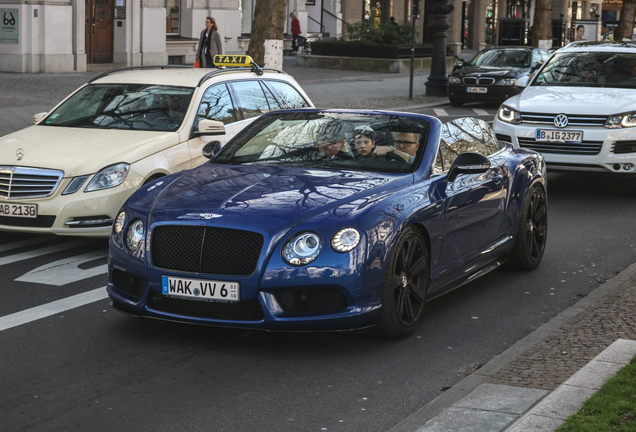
[107,109,547,338]
[448,46,551,106]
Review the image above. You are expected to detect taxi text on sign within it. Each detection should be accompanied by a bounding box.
[0,8,19,44]
[213,55,252,67]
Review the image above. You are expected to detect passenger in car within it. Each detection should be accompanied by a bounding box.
[353,125,377,158]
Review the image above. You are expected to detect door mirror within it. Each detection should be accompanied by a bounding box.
[448,152,491,182]
[515,76,530,88]
[453,59,465,71]
[193,119,226,138]
[202,141,223,159]
[33,112,48,125]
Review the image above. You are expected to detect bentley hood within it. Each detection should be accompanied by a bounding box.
[0,125,180,177]
[507,86,636,114]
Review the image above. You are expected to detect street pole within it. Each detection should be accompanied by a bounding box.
[424,0,454,96]
[409,0,420,99]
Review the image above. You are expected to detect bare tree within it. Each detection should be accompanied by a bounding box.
[247,0,287,66]
[530,0,552,47]
[615,0,636,41]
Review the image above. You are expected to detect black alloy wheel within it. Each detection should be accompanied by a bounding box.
[376,226,429,338]
[506,185,547,270]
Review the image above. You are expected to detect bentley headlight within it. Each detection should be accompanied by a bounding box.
[114,211,126,235]
[605,112,636,129]
[125,219,144,252]
[282,232,322,266]
[496,78,517,86]
[498,105,522,124]
[331,228,360,253]
[85,163,130,192]
[448,76,461,84]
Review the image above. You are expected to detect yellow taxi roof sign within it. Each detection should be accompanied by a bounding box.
[213,55,253,67]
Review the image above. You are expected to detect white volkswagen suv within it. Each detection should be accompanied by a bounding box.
[493,41,636,174]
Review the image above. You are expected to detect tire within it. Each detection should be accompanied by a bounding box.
[376,226,429,338]
[449,97,464,107]
[506,185,548,270]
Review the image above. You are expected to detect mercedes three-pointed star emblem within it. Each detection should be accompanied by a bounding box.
[16,148,25,161]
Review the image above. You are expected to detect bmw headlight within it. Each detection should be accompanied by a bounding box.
[114,211,126,235]
[85,163,130,192]
[498,105,522,124]
[282,232,322,266]
[125,219,144,252]
[496,78,517,86]
[331,228,361,253]
[605,112,636,129]
[448,76,461,84]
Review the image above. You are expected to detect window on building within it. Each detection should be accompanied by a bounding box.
[166,0,180,35]
[505,0,529,19]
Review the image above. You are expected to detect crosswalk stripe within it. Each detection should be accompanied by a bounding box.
[0,287,109,332]
[0,237,47,253]
[473,108,489,116]
[0,239,94,267]
[433,108,449,117]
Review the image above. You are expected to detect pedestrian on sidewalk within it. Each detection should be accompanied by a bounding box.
[196,17,223,68]
[290,12,301,55]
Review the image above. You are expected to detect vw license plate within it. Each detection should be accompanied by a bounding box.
[0,203,37,218]
[162,275,239,302]
[467,87,487,93]
[536,130,583,143]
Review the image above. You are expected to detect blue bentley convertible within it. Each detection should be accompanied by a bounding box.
[107,109,547,338]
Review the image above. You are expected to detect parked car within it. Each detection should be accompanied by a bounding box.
[447,46,551,106]
[0,56,313,236]
[107,109,548,338]
[493,41,636,174]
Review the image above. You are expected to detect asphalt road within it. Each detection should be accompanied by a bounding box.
[2,153,635,432]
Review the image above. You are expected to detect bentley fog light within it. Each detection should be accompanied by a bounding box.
[331,228,361,253]
[125,219,144,252]
[498,105,522,124]
[283,232,322,266]
[114,211,126,235]
[85,163,130,192]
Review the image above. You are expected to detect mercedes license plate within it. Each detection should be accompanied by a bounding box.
[0,203,37,218]
[161,275,239,302]
[467,87,487,93]
[536,130,583,143]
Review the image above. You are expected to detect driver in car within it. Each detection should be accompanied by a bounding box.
[372,131,420,163]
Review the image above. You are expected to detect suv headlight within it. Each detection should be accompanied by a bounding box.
[605,112,636,129]
[448,76,461,84]
[85,163,130,192]
[282,232,322,266]
[496,78,517,86]
[498,105,522,124]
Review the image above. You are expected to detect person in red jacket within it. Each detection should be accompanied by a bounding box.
[290,12,301,55]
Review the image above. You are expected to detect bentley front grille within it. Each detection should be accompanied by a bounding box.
[0,166,64,200]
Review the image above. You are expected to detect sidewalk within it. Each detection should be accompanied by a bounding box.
[1,58,635,432]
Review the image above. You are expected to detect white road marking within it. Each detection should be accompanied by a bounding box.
[0,287,109,332]
[433,108,449,117]
[0,237,46,253]
[0,239,92,267]
[16,250,108,286]
[473,108,489,116]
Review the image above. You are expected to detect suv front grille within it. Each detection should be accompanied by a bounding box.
[520,113,608,127]
[0,166,64,200]
[518,137,603,155]
[463,77,495,86]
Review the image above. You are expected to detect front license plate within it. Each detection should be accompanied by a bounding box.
[161,275,239,302]
[467,87,487,93]
[0,203,37,218]
[536,129,583,143]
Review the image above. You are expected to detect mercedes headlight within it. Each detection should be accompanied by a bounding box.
[448,76,461,84]
[85,163,130,192]
[125,219,144,252]
[331,228,360,253]
[605,112,636,129]
[496,78,517,86]
[498,105,522,124]
[282,232,322,266]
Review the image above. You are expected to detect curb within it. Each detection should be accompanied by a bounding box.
[388,260,636,432]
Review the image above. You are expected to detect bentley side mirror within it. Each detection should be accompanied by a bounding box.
[202,141,223,159]
[33,112,48,125]
[447,152,491,182]
[193,119,226,138]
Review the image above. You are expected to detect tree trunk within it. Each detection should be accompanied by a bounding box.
[530,0,552,47]
[615,0,636,41]
[247,0,287,66]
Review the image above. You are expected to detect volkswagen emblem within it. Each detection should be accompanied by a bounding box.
[16,148,25,161]
[554,114,569,128]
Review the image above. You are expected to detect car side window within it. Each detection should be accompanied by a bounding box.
[265,81,310,108]
[198,84,236,125]
[262,83,282,111]
[439,117,503,168]
[230,80,272,120]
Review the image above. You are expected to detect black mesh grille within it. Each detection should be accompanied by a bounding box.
[275,289,348,315]
[148,292,264,321]
[112,269,148,298]
[612,141,636,154]
[151,225,264,276]
[0,215,56,227]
